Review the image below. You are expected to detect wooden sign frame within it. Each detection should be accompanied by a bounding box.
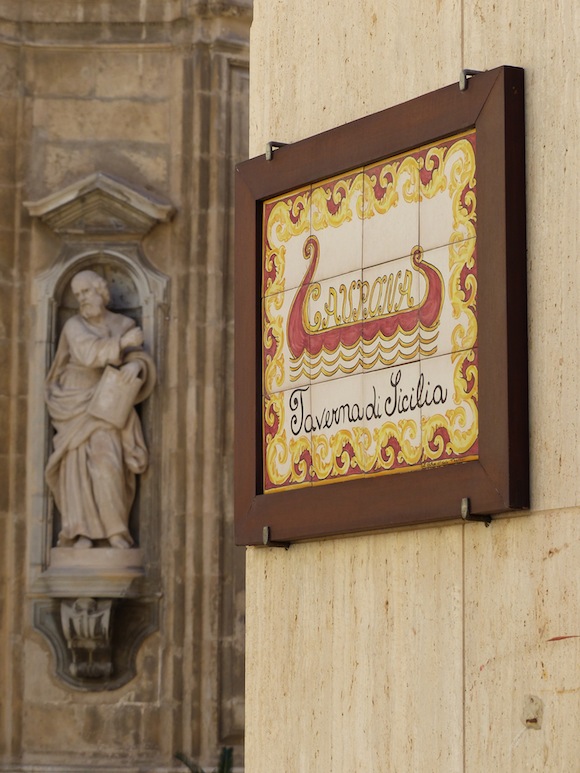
[235,65,528,546]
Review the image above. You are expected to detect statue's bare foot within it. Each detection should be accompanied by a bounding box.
[74,536,93,549]
[109,534,131,549]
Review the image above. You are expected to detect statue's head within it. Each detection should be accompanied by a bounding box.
[71,270,110,320]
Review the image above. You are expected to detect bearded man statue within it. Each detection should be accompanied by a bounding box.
[45,269,156,549]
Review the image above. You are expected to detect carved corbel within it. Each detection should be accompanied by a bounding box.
[33,597,158,691]
[61,598,113,680]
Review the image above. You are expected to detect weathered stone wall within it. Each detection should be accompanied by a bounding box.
[0,2,249,770]
[246,1,579,771]
[0,25,23,769]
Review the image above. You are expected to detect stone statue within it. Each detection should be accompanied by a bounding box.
[45,270,156,549]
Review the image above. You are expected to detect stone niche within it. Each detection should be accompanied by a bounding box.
[25,173,173,690]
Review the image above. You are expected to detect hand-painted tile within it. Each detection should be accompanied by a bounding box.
[362,152,420,268]
[262,288,311,395]
[262,184,312,298]
[420,349,478,467]
[260,131,479,493]
[418,240,477,360]
[308,373,365,484]
[362,362,423,476]
[419,131,476,252]
[263,387,312,491]
[311,169,364,282]
[304,268,364,385]
[361,255,423,373]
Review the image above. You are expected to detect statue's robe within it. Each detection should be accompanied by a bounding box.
[45,311,150,546]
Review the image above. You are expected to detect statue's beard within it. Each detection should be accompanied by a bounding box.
[80,301,103,320]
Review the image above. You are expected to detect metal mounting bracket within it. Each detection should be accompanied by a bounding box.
[459,69,484,91]
[265,141,288,161]
[262,526,291,549]
[461,497,492,526]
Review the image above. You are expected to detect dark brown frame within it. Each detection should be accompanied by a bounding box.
[235,65,528,546]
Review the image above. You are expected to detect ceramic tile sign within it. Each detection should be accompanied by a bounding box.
[262,132,477,492]
[236,66,528,545]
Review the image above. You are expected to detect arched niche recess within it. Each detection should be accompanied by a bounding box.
[25,174,173,601]
[25,174,173,690]
[35,245,166,596]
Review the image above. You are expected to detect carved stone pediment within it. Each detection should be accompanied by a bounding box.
[24,172,175,236]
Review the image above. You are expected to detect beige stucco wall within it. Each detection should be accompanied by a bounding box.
[246,1,579,771]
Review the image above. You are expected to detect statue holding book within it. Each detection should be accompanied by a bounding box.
[45,270,156,549]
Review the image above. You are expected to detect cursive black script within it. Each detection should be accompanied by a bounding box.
[384,368,448,417]
[290,386,381,436]
[288,368,448,436]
